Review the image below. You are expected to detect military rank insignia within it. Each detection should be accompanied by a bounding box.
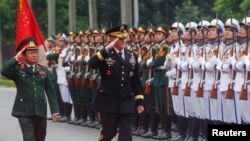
[39,70,46,78]
[106,70,112,76]
[105,57,115,65]
[129,54,136,64]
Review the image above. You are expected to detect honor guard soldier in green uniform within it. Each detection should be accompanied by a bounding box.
[146,26,171,140]
[89,24,144,141]
[140,28,160,138]
[46,35,62,119]
[132,26,146,134]
[72,32,86,125]
[1,37,59,141]
[66,32,81,124]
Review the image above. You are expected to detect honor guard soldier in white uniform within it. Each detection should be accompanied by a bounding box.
[220,18,239,124]
[239,17,250,124]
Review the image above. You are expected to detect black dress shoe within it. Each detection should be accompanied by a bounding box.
[187,137,198,141]
[95,121,102,129]
[153,132,172,140]
[132,127,138,132]
[132,128,141,135]
[68,118,79,124]
[137,129,148,136]
[171,123,178,131]
[73,119,85,125]
[81,120,89,126]
[169,135,186,141]
[88,121,99,128]
[183,135,191,141]
[141,131,158,138]
[86,120,94,127]
[59,116,71,122]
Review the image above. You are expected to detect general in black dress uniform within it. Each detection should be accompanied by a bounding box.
[88,25,144,141]
[1,37,59,141]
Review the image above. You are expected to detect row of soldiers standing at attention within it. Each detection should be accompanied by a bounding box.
[45,16,250,141]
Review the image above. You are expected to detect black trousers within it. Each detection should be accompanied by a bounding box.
[18,116,47,141]
[98,112,133,141]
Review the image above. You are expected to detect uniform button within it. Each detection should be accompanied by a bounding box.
[34,88,36,91]
[122,66,124,69]
[20,99,23,102]
[33,75,35,78]
[100,90,103,92]
[35,95,37,98]
[121,84,123,87]
[122,72,124,74]
[122,77,124,80]
[108,65,111,67]
[33,82,35,84]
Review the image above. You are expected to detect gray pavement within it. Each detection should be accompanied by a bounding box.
[0,86,154,141]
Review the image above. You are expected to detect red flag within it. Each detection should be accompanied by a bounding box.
[16,0,44,48]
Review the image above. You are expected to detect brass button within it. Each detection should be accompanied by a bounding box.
[35,95,37,97]
[33,82,35,84]
[122,66,125,69]
[33,75,35,78]
[20,99,23,102]
[34,88,36,91]
[122,72,124,74]
[122,78,124,80]
[121,84,123,87]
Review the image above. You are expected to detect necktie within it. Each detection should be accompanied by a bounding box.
[29,66,34,73]
[118,52,124,61]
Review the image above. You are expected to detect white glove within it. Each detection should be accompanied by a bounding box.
[77,56,82,61]
[138,56,142,63]
[84,55,90,62]
[64,66,70,72]
[84,72,90,78]
[105,38,119,51]
[146,57,153,66]
[145,78,154,86]
[70,55,75,62]
[45,52,50,55]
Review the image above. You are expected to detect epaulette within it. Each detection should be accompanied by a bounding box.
[18,62,25,71]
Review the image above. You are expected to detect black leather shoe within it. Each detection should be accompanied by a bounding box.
[73,119,85,125]
[169,135,186,141]
[153,132,172,140]
[59,116,71,122]
[137,129,148,136]
[141,131,158,138]
[187,137,198,141]
[183,135,191,141]
[132,128,141,135]
[68,118,78,124]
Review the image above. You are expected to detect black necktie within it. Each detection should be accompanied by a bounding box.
[118,52,124,62]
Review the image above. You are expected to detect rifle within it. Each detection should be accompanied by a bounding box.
[67,46,76,86]
[89,38,98,88]
[75,46,83,86]
[184,23,193,96]
[226,17,236,99]
[196,20,205,97]
[81,42,90,87]
[240,23,249,100]
[144,34,154,95]
[172,22,181,95]
[210,14,221,99]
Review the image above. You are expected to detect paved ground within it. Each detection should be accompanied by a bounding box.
[0,86,154,141]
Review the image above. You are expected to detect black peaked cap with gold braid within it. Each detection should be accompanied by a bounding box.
[106,24,128,38]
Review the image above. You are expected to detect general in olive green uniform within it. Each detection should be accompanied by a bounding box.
[1,37,59,141]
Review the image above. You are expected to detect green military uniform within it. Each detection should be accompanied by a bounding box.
[147,26,172,140]
[1,57,59,117]
[46,46,62,116]
[1,37,59,141]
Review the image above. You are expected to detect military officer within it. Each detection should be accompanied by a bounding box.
[1,37,59,141]
[89,24,144,141]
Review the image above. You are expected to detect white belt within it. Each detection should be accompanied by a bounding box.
[155,66,166,69]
